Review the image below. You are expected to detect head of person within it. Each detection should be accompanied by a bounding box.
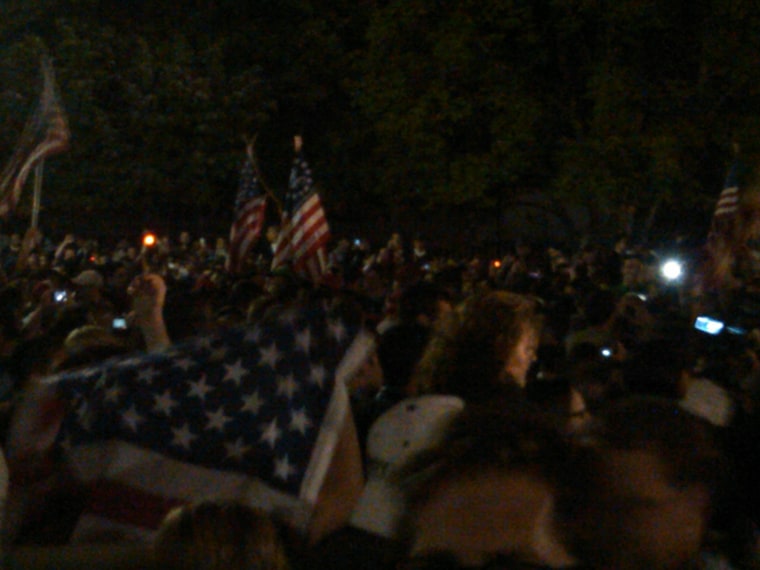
[525,376,592,436]
[106,261,135,293]
[152,501,292,570]
[396,404,577,569]
[397,281,454,328]
[377,322,432,395]
[71,269,105,302]
[566,397,723,570]
[579,287,617,328]
[265,266,303,303]
[622,336,695,399]
[412,291,542,402]
[61,242,78,262]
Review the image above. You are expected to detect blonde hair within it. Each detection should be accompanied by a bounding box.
[153,501,291,570]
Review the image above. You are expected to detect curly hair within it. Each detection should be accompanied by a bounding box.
[409,291,542,403]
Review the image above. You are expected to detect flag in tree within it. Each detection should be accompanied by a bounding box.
[0,57,70,219]
[226,145,267,274]
[271,136,330,283]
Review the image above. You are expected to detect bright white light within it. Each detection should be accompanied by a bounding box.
[660,259,683,281]
[695,316,724,335]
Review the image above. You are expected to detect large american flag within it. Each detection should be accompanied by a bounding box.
[7,304,371,542]
[271,150,330,283]
[0,58,70,218]
[226,154,267,274]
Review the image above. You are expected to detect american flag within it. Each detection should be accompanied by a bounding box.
[707,159,750,251]
[7,304,371,542]
[226,154,267,274]
[0,58,70,218]
[271,149,330,283]
[712,160,742,222]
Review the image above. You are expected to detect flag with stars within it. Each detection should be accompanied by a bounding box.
[226,153,267,274]
[271,149,330,283]
[7,304,371,542]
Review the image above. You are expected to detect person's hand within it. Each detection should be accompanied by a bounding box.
[294,134,303,153]
[128,273,166,322]
[127,273,171,351]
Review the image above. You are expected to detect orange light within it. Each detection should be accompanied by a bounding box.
[143,233,157,247]
[492,259,502,268]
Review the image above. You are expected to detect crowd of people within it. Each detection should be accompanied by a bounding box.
[1,223,760,569]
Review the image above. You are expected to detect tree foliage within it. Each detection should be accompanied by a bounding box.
[1,0,760,246]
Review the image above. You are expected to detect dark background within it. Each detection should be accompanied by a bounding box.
[1,0,759,256]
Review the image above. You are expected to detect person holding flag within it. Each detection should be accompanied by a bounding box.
[226,139,268,274]
[4,300,372,549]
[271,136,331,284]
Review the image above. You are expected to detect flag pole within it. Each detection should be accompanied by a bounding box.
[243,134,283,218]
[31,159,44,229]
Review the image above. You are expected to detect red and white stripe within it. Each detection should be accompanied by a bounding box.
[713,184,739,219]
[272,193,330,282]
[7,368,353,543]
[227,195,267,273]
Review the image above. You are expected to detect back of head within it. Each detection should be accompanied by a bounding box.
[162,287,215,342]
[397,404,575,567]
[398,281,452,326]
[590,397,722,488]
[153,501,292,570]
[581,288,617,327]
[377,323,431,391]
[399,402,571,494]
[566,396,723,570]
[524,376,589,435]
[227,278,265,313]
[622,337,695,399]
